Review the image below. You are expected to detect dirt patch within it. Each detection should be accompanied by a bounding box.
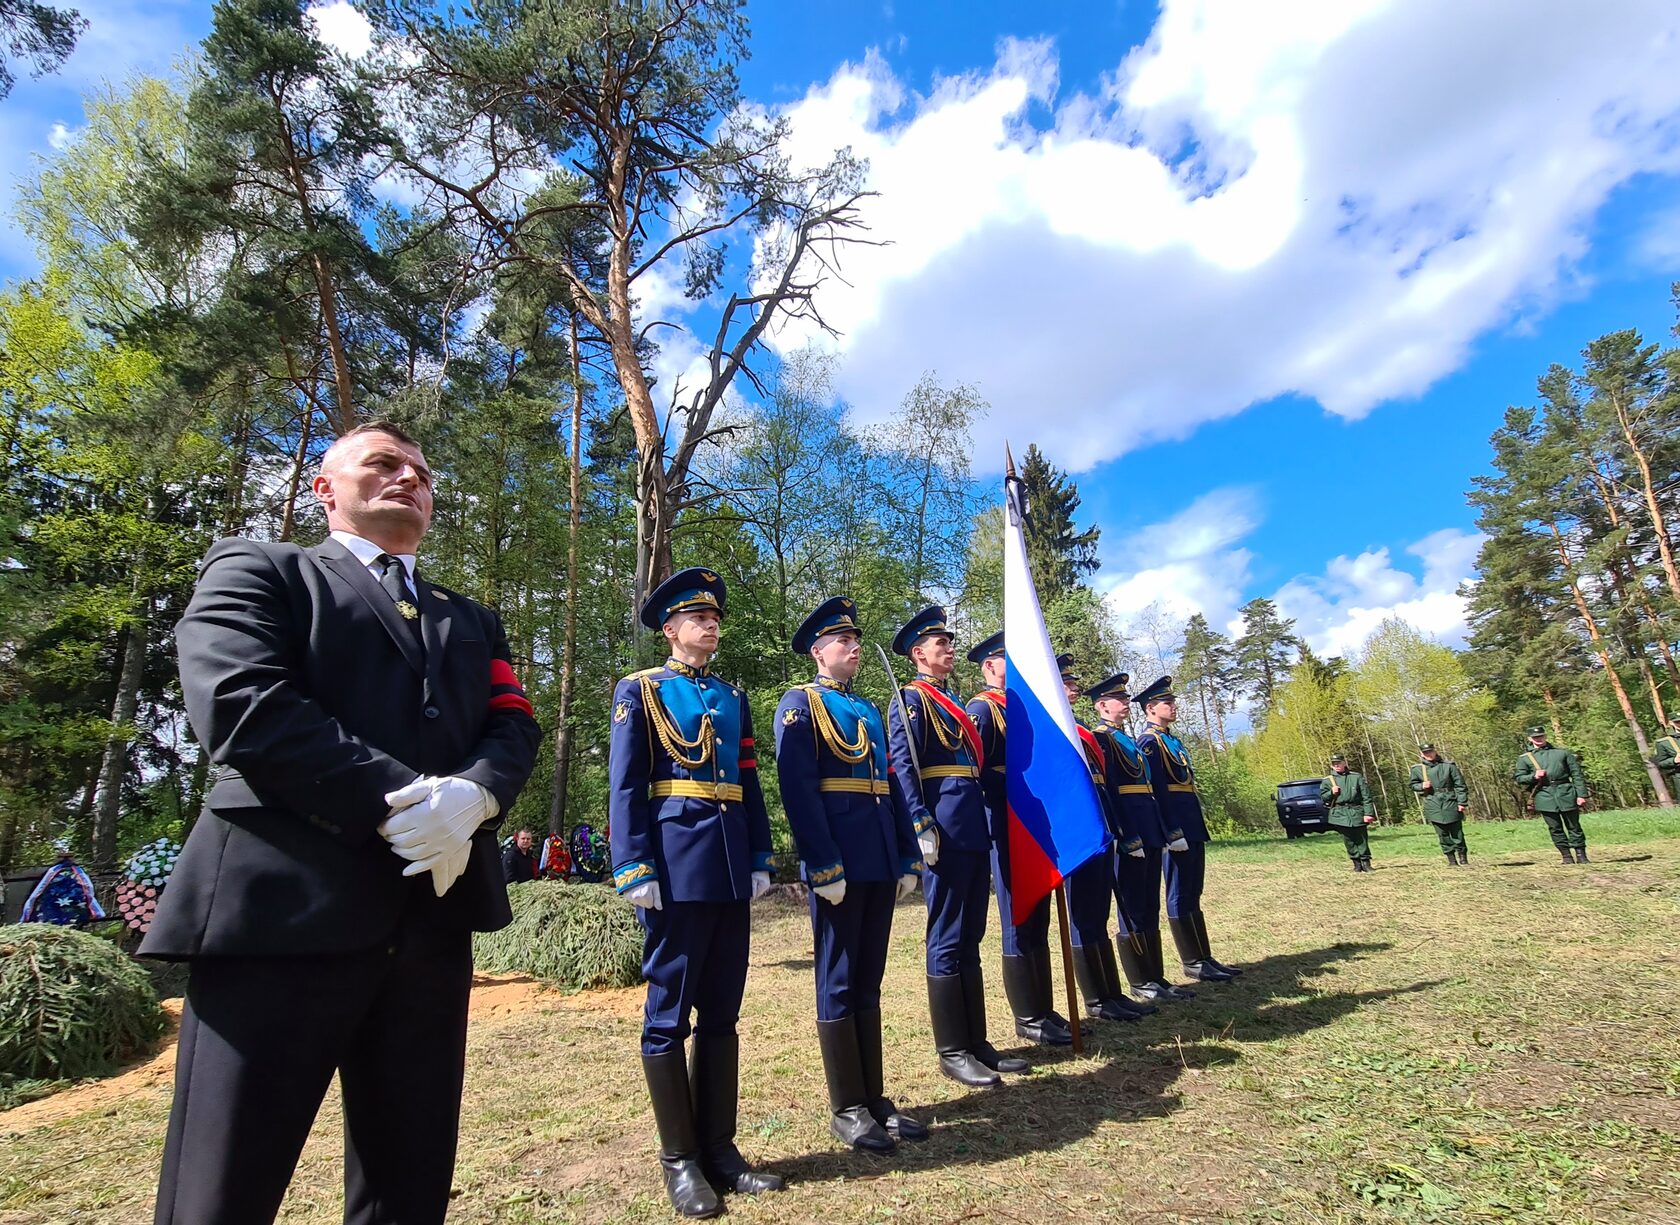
[0,998,183,1135]
[0,972,575,1135]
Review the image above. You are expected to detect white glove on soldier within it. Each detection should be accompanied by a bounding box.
[624,881,663,910]
[897,873,919,901]
[751,871,772,900]
[1167,837,1190,853]
[917,829,940,867]
[813,879,846,905]
[381,776,500,896]
[1128,846,1147,859]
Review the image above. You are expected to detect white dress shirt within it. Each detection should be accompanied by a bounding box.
[330,530,417,599]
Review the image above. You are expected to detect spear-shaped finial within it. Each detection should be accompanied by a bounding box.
[1005,441,1017,480]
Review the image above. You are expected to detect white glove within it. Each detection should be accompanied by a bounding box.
[624,881,663,910]
[428,838,474,898]
[1167,837,1190,853]
[751,871,771,899]
[380,776,499,877]
[897,873,919,901]
[813,879,847,905]
[917,829,940,867]
[1128,846,1147,859]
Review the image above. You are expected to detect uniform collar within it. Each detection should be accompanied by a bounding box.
[814,674,852,692]
[915,673,949,690]
[330,529,416,580]
[665,657,710,678]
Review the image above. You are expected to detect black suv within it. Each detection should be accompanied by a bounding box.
[1275,779,1330,838]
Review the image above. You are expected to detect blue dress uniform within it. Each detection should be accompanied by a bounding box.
[967,632,1072,1048]
[1134,675,1241,985]
[886,605,1027,1087]
[609,568,782,1216]
[1086,671,1191,1004]
[775,596,928,1154]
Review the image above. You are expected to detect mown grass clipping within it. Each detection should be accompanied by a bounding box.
[1,924,165,1093]
[472,882,644,991]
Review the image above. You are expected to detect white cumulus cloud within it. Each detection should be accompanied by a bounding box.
[1100,486,1261,632]
[769,0,1680,473]
[1274,528,1484,657]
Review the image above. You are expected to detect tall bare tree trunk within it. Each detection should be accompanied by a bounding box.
[278,407,316,543]
[1607,384,1680,605]
[550,313,586,836]
[92,588,149,869]
[1549,523,1674,805]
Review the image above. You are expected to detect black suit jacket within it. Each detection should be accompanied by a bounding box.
[143,537,541,959]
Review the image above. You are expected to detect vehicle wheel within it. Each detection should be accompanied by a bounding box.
[1285,828,1300,840]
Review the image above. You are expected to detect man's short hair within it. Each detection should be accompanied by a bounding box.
[321,419,422,472]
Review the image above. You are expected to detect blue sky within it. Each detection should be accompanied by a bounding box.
[5,1,1680,658]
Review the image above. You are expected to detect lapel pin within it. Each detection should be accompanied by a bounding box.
[432,590,450,600]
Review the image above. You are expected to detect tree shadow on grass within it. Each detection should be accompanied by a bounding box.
[1485,860,1538,868]
[765,940,1429,1184]
[1602,853,1653,863]
[764,957,816,972]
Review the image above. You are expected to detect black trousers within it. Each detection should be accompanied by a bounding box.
[153,914,473,1225]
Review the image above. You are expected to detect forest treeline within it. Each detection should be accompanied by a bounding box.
[1,1,1676,875]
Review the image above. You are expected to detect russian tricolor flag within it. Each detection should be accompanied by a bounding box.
[1003,467,1112,924]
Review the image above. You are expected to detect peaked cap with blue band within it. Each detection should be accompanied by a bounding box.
[640,566,727,630]
[965,630,1004,664]
[1055,652,1079,682]
[1133,675,1176,707]
[892,604,951,657]
[1085,670,1130,700]
[791,595,861,655]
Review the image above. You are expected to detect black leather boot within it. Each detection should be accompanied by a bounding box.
[1193,911,1242,977]
[1444,853,1458,867]
[1575,847,1589,863]
[1026,945,1084,1038]
[1142,929,1195,1000]
[928,974,1000,1087]
[815,1016,894,1153]
[1001,953,1070,1045]
[691,1032,784,1195]
[1099,939,1157,1016]
[1457,849,1468,865]
[1115,931,1159,1003]
[643,1050,723,1218]
[1074,942,1138,1022]
[963,964,1029,1072]
[1559,848,1574,864]
[1170,916,1232,981]
[856,1006,927,1141]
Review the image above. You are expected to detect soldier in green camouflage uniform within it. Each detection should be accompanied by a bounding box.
[1410,742,1470,867]
[1320,754,1377,872]
[1512,726,1590,864]
[1650,716,1680,787]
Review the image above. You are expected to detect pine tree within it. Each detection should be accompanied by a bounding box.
[1016,443,1101,598]
[1232,597,1302,716]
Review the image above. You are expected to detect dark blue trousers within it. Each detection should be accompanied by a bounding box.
[990,843,1050,957]
[923,846,989,975]
[1065,850,1113,949]
[637,900,750,1056]
[1163,842,1206,919]
[1115,846,1162,933]
[811,880,895,1021]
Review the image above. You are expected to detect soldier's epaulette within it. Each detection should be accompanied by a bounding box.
[624,666,664,681]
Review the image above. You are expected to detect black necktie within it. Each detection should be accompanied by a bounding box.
[377,553,424,647]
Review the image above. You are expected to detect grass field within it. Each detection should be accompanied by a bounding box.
[4,808,1679,1224]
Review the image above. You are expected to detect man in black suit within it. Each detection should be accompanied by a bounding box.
[503,827,538,884]
[143,420,540,1225]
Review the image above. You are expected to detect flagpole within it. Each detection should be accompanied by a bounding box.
[1052,882,1083,1055]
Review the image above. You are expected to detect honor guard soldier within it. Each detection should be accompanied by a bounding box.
[1411,742,1470,867]
[887,605,1028,1087]
[775,597,929,1155]
[1322,754,1378,872]
[1135,676,1242,982]
[1649,716,1679,786]
[1087,671,1188,1004]
[1514,725,1590,864]
[967,632,1075,1047]
[609,568,782,1218]
[1059,656,1153,1023]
